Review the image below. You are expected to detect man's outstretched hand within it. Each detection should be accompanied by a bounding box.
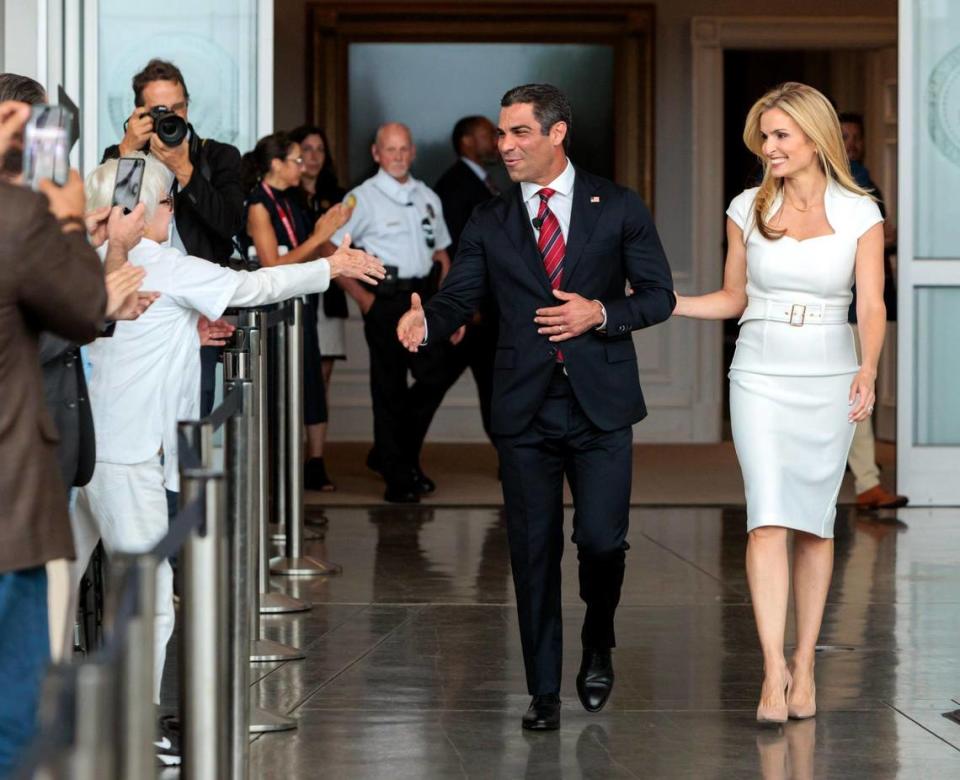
[397,292,426,352]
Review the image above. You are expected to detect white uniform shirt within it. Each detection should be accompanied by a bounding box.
[87,238,332,491]
[520,158,575,243]
[331,168,451,279]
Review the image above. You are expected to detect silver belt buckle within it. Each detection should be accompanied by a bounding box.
[789,303,806,327]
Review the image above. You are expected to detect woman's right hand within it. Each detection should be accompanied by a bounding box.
[326,233,386,286]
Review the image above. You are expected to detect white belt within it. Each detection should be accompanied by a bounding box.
[739,297,849,327]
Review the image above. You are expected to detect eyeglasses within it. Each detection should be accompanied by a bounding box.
[159,196,174,209]
[285,156,304,166]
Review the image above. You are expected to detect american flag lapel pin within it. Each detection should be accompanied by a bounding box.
[590,196,600,203]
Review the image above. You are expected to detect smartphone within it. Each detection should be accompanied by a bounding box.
[22,105,72,190]
[112,157,146,214]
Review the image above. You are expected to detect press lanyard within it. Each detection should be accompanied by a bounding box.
[260,183,300,248]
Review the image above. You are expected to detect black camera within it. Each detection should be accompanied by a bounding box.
[147,105,188,147]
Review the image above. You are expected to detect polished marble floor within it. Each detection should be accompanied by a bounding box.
[245,505,960,779]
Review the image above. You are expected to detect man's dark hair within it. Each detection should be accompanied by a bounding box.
[0,73,46,105]
[838,112,865,132]
[451,116,489,155]
[500,84,572,152]
[132,59,190,107]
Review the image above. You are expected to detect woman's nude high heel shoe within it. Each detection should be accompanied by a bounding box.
[788,680,817,719]
[756,673,792,724]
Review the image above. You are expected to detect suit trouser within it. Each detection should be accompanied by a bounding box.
[362,291,451,486]
[68,455,175,703]
[496,366,632,695]
[411,319,498,449]
[847,329,881,494]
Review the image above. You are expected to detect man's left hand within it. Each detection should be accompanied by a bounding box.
[150,133,193,187]
[534,289,604,342]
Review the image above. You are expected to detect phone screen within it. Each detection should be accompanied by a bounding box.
[112,157,145,214]
[23,105,72,190]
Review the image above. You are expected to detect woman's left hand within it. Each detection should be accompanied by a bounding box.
[848,369,877,423]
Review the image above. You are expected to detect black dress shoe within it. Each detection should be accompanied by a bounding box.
[522,693,560,731]
[576,648,614,713]
[411,467,436,495]
[383,483,420,503]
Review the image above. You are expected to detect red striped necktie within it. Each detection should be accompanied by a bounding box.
[536,188,565,361]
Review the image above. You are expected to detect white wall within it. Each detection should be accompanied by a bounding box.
[1,0,41,78]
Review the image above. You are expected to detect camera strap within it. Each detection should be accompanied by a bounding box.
[260,182,299,248]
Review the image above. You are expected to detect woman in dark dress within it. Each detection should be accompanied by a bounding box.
[240,132,351,490]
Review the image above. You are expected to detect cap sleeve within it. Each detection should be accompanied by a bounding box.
[852,196,884,239]
[726,188,757,231]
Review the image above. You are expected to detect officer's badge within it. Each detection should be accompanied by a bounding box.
[426,203,435,219]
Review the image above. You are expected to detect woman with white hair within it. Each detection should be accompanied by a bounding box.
[673,83,886,724]
[66,152,383,745]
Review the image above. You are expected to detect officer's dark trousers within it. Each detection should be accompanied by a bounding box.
[362,290,450,487]
[495,366,631,696]
[411,318,498,449]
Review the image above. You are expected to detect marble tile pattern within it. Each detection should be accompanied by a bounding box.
[234,506,960,778]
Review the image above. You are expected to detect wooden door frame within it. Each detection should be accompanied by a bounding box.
[690,16,898,441]
[306,1,655,202]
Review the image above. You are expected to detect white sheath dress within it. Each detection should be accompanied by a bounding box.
[726,182,883,538]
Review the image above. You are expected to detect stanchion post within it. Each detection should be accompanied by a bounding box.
[225,317,298,733]
[178,421,228,779]
[114,553,156,780]
[251,310,309,614]
[271,297,342,577]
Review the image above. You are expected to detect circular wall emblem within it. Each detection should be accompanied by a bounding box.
[929,45,960,167]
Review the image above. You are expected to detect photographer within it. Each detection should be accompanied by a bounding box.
[103,58,244,414]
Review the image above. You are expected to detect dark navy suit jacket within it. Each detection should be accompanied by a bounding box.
[424,167,675,436]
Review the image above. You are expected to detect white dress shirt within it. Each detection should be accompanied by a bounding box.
[460,156,488,183]
[331,168,451,279]
[87,238,332,491]
[520,158,575,242]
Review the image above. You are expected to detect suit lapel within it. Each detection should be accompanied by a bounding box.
[560,172,603,290]
[499,184,552,295]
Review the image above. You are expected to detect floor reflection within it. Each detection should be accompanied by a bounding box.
[247,505,960,778]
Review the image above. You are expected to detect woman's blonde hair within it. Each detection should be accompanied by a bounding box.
[743,81,871,240]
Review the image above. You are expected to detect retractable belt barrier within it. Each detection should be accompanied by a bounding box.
[18,296,342,779]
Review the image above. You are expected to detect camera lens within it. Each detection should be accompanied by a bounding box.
[149,107,188,147]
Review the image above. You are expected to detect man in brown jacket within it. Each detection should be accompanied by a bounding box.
[0,100,108,775]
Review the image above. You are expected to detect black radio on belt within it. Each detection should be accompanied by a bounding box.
[374,264,399,296]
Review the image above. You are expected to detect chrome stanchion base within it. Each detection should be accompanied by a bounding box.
[250,638,305,662]
[269,556,342,577]
[272,527,323,543]
[249,703,297,733]
[260,590,311,613]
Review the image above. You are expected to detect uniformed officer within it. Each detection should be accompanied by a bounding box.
[330,122,457,503]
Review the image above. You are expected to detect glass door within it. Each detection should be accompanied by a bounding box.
[897,0,960,504]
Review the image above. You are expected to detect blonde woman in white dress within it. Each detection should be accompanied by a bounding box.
[673,82,886,723]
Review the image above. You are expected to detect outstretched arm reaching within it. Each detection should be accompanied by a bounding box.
[672,218,748,321]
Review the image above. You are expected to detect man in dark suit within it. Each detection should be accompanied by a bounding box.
[102,58,244,415]
[426,116,501,440]
[398,84,675,730]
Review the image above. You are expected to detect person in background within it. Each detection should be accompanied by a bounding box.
[431,115,502,442]
[103,58,244,416]
[290,124,348,490]
[0,100,108,777]
[241,132,352,491]
[838,111,907,510]
[329,122,456,504]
